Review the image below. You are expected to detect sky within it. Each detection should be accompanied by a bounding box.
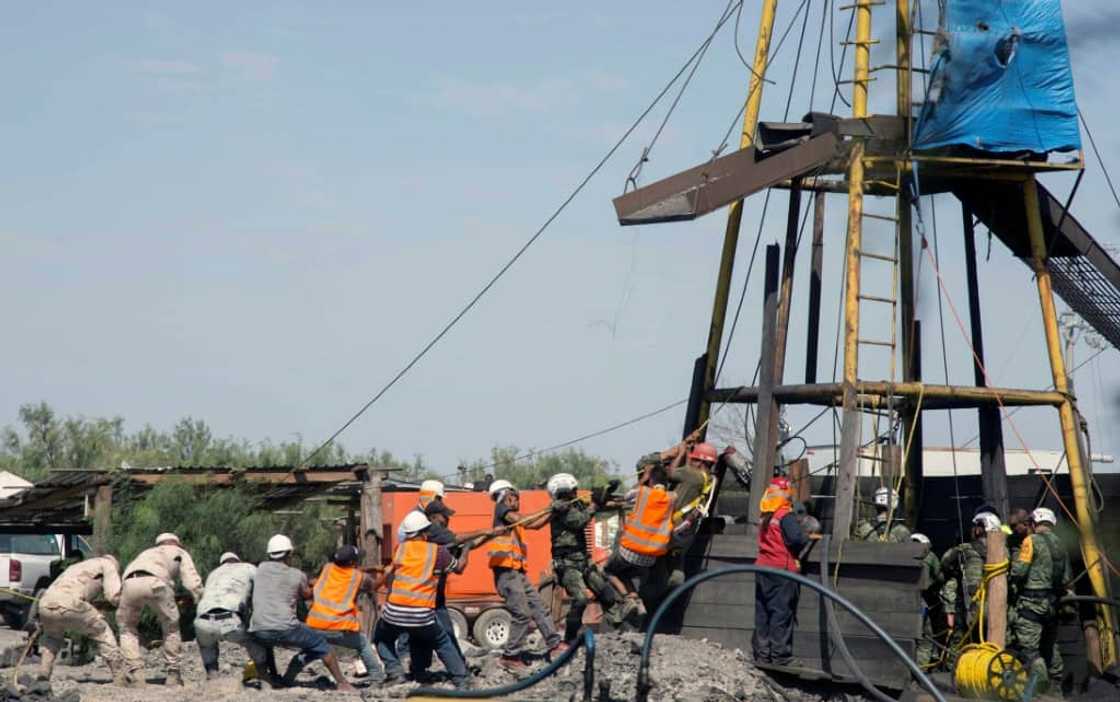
[1,1,1118,477]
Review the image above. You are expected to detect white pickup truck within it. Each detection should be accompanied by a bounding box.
[0,534,64,629]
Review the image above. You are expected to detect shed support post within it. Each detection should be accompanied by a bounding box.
[805,191,825,384]
[93,485,112,556]
[358,469,383,637]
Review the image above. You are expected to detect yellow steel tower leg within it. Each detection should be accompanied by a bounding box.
[1024,174,1118,666]
[831,0,874,539]
[696,0,779,436]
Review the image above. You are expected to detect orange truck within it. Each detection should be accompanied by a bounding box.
[379,487,614,650]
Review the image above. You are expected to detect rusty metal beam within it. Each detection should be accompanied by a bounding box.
[708,382,1065,409]
[612,133,841,226]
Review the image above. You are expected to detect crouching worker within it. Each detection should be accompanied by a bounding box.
[37,554,126,685]
[604,460,677,622]
[373,511,468,689]
[753,478,808,666]
[306,545,384,681]
[117,533,204,686]
[487,480,563,672]
[546,472,629,642]
[194,552,268,682]
[248,535,356,692]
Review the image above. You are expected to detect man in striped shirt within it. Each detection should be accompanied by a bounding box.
[373,511,469,689]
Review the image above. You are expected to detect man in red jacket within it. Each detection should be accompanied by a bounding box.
[753,477,808,666]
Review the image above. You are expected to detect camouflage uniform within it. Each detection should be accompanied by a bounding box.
[550,498,625,641]
[1010,529,1071,691]
[854,513,911,543]
[916,549,944,669]
[940,538,987,665]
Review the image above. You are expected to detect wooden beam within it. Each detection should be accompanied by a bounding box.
[748,245,782,532]
[92,485,112,556]
[805,191,825,384]
[708,382,1065,409]
[986,529,1008,648]
[774,179,803,384]
[358,470,383,637]
[962,204,1009,518]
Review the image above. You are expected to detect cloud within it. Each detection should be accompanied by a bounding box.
[221,50,279,81]
[134,59,201,76]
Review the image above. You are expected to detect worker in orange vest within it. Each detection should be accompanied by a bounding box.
[603,459,678,620]
[487,479,563,672]
[753,477,808,666]
[373,511,469,689]
[306,545,384,681]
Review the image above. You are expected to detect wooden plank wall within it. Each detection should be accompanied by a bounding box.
[672,531,926,689]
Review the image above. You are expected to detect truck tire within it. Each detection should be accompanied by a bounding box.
[472,608,512,652]
[446,608,469,644]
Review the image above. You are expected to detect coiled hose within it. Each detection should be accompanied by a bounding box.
[407,627,595,700]
[635,565,946,702]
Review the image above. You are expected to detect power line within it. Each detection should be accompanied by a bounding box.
[303,4,746,465]
[1078,108,1120,212]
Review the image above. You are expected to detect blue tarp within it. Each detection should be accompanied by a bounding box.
[913,0,1081,154]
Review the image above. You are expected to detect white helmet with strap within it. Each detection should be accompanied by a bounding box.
[419,479,445,498]
[546,473,579,498]
[401,510,432,535]
[1031,507,1057,525]
[910,533,931,545]
[973,512,1001,532]
[873,487,898,509]
[488,479,515,501]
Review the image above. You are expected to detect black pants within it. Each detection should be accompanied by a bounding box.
[752,572,799,664]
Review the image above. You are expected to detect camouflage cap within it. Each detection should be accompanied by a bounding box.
[635,452,664,472]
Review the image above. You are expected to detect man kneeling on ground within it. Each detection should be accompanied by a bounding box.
[248,534,356,692]
[306,545,384,681]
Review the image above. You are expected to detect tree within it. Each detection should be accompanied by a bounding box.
[460,446,618,490]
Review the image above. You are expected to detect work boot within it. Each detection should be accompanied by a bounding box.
[497,656,530,673]
[280,655,307,687]
[165,670,185,687]
[205,669,219,682]
[120,671,147,688]
[383,671,408,685]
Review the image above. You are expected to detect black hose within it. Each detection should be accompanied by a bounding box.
[819,535,896,702]
[635,565,946,702]
[1059,595,1120,609]
[407,628,594,699]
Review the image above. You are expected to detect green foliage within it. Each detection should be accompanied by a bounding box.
[460,446,618,490]
[108,481,337,577]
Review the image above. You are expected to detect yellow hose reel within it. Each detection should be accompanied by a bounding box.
[955,643,1028,701]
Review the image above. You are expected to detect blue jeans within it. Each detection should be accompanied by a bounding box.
[316,629,383,677]
[373,619,467,685]
[252,625,330,679]
[410,608,464,674]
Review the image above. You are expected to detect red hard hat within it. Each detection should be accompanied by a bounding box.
[769,476,791,491]
[689,442,718,464]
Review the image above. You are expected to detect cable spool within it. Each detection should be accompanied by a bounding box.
[954,643,1028,701]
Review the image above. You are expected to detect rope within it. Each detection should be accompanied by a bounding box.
[301,1,750,465]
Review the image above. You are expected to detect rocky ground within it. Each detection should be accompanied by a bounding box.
[0,629,868,702]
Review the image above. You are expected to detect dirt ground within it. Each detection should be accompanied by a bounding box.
[0,629,867,702]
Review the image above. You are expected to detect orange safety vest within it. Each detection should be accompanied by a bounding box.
[488,524,528,571]
[306,563,362,632]
[387,541,439,609]
[619,485,673,557]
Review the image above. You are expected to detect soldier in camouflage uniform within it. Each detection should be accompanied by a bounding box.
[911,534,944,669]
[940,513,999,664]
[854,487,911,542]
[1010,507,1071,693]
[546,473,631,642]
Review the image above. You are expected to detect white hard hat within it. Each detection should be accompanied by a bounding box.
[219,552,240,565]
[155,532,181,546]
[1031,507,1057,525]
[420,479,445,498]
[401,510,432,536]
[546,473,578,498]
[873,487,898,508]
[488,479,515,500]
[910,533,930,545]
[973,512,1001,532]
[267,534,294,558]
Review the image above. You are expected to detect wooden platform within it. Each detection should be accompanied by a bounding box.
[670,532,926,690]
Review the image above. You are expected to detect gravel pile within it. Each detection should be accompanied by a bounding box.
[6,634,866,702]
